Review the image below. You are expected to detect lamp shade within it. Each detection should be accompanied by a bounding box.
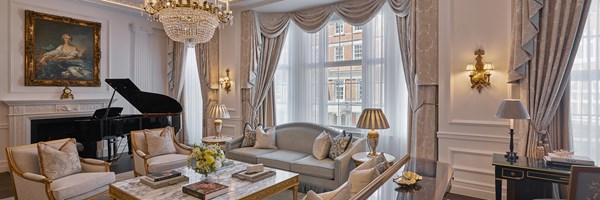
[484,63,495,70]
[208,104,230,119]
[466,64,476,71]
[495,99,530,119]
[356,108,390,129]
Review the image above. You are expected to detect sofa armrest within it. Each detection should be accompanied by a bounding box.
[226,135,244,152]
[80,158,111,172]
[334,138,366,185]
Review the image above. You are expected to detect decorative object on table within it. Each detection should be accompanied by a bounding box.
[146,170,182,182]
[393,171,422,187]
[219,69,233,93]
[328,130,352,159]
[544,150,595,167]
[357,108,390,157]
[141,0,233,45]
[568,166,600,200]
[241,123,259,147]
[495,99,530,162]
[60,86,74,99]
[25,10,101,87]
[187,144,225,176]
[232,169,276,183]
[254,125,278,149]
[246,163,264,173]
[201,136,233,146]
[465,49,494,93]
[313,131,331,160]
[208,104,230,139]
[182,179,229,199]
[140,174,188,189]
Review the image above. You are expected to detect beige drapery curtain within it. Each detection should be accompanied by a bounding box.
[194,43,212,137]
[241,0,438,159]
[511,0,591,156]
[167,40,186,142]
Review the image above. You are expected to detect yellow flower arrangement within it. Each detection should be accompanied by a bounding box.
[187,144,225,176]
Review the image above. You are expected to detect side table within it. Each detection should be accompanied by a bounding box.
[201,136,233,146]
[352,152,395,166]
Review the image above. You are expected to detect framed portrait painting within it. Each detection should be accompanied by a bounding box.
[569,165,600,200]
[24,10,101,87]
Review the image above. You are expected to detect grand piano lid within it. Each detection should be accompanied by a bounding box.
[105,78,182,114]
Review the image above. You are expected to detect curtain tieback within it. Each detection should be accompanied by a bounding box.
[412,100,437,113]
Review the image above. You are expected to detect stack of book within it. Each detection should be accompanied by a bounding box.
[182,180,229,199]
[232,169,276,183]
[544,153,595,167]
[140,170,188,189]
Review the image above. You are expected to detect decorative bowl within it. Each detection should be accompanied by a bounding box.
[403,171,423,181]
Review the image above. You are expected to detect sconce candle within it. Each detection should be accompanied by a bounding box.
[466,49,493,93]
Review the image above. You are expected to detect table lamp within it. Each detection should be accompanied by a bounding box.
[357,108,390,157]
[495,99,530,162]
[208,104,230,138]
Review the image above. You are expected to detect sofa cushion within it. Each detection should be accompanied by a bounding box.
[329,131,352,159]
[312,131,331,160]
[147,154,188,173]
[228,147,276,164]
[51,172,116,200]
[242,123,258,147]
[291,156,335,179]
[254,125,278,150]
[258,150,310,170]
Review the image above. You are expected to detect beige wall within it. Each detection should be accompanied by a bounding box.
[438,0,513,199]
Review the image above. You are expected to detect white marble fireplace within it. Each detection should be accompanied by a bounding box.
[2,99,109,147]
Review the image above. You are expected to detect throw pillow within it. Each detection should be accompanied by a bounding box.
[348,167,377,195]
[330,183,352,200]
[144,127,177,157]
[373,153,391,174]
[312,131,331,160]
[328,131,352,159]
[254,125,278,149]
[241,123,259,147]
[304,191,322,200]
[38,138,81,179]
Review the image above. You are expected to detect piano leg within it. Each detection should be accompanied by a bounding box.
[107,137,113,162]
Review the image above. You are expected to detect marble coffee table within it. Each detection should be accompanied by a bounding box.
[109,160,299,200]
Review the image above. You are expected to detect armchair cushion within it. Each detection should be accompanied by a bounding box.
[51,172,115,200]
[348,167,377,196]
[146,154,188,173]
[38,138,81,179]
[144,127,177,157]
[228,147,276,164]
[291,156,335,179]
[257,150,310,170]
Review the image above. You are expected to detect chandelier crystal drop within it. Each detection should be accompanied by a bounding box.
[142,0,233,45]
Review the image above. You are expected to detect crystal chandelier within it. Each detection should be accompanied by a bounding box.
[142,0,233,45]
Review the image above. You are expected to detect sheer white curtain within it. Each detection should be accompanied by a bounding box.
[571,0,600,163]
[274,22,328,124]
[362,5,408,158]
[183,47,203,145]
[274,4,408,158]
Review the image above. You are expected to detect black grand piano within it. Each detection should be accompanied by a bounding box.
[74,78,182,159]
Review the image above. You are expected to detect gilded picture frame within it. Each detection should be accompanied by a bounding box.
[569,165,600,200]
[24,10,101,87]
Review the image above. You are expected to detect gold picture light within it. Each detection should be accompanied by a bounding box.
[466,49,494,93]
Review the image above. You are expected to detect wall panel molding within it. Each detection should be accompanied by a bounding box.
[438,131,519,144]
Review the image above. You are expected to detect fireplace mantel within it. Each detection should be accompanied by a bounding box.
[2,98,112,147]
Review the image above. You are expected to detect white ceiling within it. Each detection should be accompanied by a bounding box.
[100,0,344,13]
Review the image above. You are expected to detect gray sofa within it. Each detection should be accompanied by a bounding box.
[226,122,366,192]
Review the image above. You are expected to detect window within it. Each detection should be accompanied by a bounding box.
[571,0,600,163]
[182,47,203,145]
[334,80,345,100]
[334,21,344,35]
[353,44,362,60]
[334,46,344,61]
[353,26,362,33]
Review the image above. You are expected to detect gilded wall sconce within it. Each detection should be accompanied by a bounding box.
[219,69,232,93]
[466,49,494,93]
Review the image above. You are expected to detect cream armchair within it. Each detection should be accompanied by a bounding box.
[6,138,115,200]
[130,127,192,176]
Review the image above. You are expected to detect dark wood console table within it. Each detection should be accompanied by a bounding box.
[492,153,570,200]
